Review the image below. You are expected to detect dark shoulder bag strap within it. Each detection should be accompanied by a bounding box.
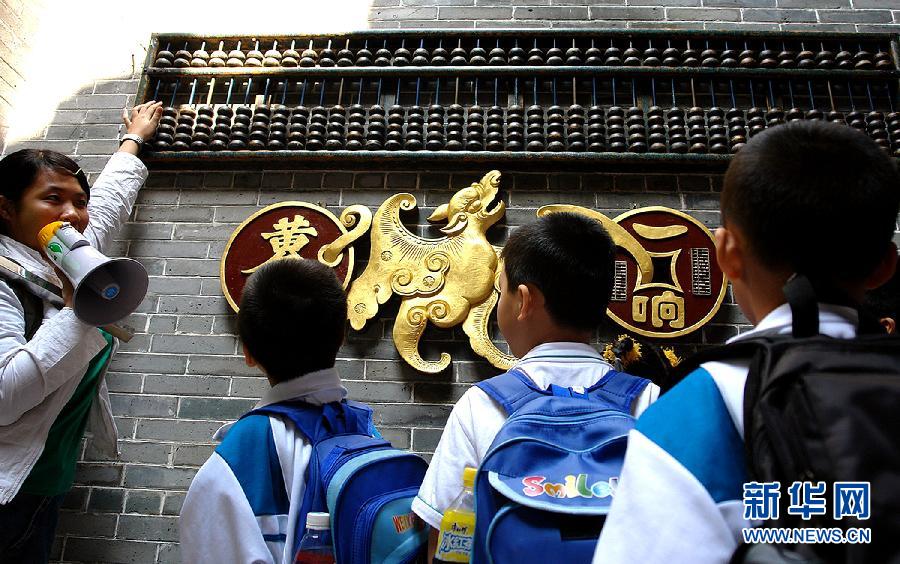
[9,283,43,341]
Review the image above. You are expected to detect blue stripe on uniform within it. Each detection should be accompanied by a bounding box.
[216,414,290,516]
[636,368,746,504]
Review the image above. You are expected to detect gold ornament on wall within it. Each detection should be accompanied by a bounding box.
[347,170,514,373]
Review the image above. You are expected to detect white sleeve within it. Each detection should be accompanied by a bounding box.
[83,151,148,253]
[412,390,482,530]
[180,453,276,564]
[592,431,742,564]
[0,281,106,426]
[631,381,659,418]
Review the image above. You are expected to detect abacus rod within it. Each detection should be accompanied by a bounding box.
[395,77,402,105]
[299,79,307,106]
[337,77,344,106]
[494,78,499,108]
[188,78,198,106]
[280,78,288,105]
[690,78,696,108]
[787,80,795,109]
[670,79,677,107]
[262,77,271,105]
[243,78,252,105]
[630,78,636,107]
[768,80,776,109]
[357,78,365,105]
[474,77,479,106]
[885,82,895,113]
[591,77,597,107]
[709,80,716,108]
[414,77,421,106]
[651,78,657,107]
[807,80,815,109]
[320,79,327,106]
[612,77,617,107]
[435,78,440,106]
[827,80,835,111]
[748,79,756,108]
[152,79,161,101]
[865,81,875,110]
[206,78,215,106]
[455,77,459,105]
[847,81,856,110]
[552,77,557,106]
[533,76,538,105]
[514,77,519,105]
[225,78,234,105]
[375,78,382,106]
[729,80,737,109]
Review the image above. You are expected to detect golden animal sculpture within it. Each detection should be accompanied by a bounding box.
[347,170,514,373]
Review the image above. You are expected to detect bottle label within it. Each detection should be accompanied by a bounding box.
[435,515,474,562]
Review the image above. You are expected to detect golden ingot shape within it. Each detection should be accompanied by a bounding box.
[347,171,509,373]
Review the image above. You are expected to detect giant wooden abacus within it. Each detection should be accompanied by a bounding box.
[138,30,900,168]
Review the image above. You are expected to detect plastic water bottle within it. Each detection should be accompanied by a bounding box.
[294,512,334,564]
[434,467,477,563]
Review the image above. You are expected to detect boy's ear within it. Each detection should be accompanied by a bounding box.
[241,343,257,368]
[516,283,544,321]
[863,243,898,291]
[0,195,15,224]
[715,226,744,282]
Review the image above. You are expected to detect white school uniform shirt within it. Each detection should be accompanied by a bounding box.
[179,368,347,564]
[592,303,858,564]
[411,341,659,529]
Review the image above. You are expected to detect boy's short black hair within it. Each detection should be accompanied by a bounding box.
[502,211,616,331]
[722,121,900,285]
[238,258,347,383]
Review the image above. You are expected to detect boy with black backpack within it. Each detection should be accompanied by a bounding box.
[412,212,660,562]
[180,259,427,564]
[593,121,900,563]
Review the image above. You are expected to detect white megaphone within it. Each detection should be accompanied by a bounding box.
[38,221,149,326]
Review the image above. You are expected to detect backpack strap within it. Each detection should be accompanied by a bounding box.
[584,370,650,412]
[476,369,546,416]
[9,283,43,341]
[241,399,374,556]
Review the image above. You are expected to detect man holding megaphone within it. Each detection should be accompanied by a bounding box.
[0,101,161,563]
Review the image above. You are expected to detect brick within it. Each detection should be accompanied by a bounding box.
[818,9,892,22]
[322,172,353,189]
[158,296,229,315]
[260,171,293,188]
[117,441,172,465]
[742,8,817,22]
[412,428,444,452]
[164,259,221,277]
[173,444,215,467]
[45,124,119,140]
[57,94,128,110]
[117,514,179,542]
[83,108,126,124]
[94,80,139,95]
[74,463,123,486]
[130,240,209,258]
[175,172,204,188]
[414,382,470,403]
[354,173,386,189]
[151,334,237,355]
[180,191,255,205]
[781,0,848,5]
[62,487,89,511]
[158,543,180,564]
[4,139,77,154]
[50,110,87,125]
[187,355,258,377]
[513,6,587,19]
[124,490,163,514]
[123,465,198,489]
[378,427,411,449]
[176,315,214,334]
[233,172,263,188]
[372,7,438,19]
[105,372,143,393]
[703,0,771,5]
[345,380,413,402]
[87,487,125,512]
[163,492,186,515]
[109,393,177,417]
[373,403,452,426]
[851,0,897,6]
[666,7,741,21]
[119,222,174,240]
[56,511,118,538]
[64,538,160,562]
[589,6,662,20]
[144,374,230,397]
[509,191,594,208]
[201,172,235,188]
[455,361,503,383]
[229,376,268,398]
[148,276,203,297]
[136,205,214,222]
[178,397,256,419]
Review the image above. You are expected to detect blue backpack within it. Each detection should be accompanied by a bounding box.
[246,400,429,564]
[471,368,649,564]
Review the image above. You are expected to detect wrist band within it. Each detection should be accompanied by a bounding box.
[120,133,144,147]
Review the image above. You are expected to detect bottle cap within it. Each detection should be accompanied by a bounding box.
[462,467,477,488]
[306,512,330,530]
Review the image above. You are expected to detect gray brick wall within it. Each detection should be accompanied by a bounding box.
[0,2,896,562]
[0,0,44,151]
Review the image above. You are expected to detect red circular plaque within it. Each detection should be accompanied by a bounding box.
[220,202,354,312]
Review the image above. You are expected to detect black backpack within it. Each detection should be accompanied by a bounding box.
[676,276,900,564]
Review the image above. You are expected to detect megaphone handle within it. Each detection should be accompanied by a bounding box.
[100,324,134,342]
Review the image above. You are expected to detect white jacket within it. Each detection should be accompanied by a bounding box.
[0,151,148,504]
